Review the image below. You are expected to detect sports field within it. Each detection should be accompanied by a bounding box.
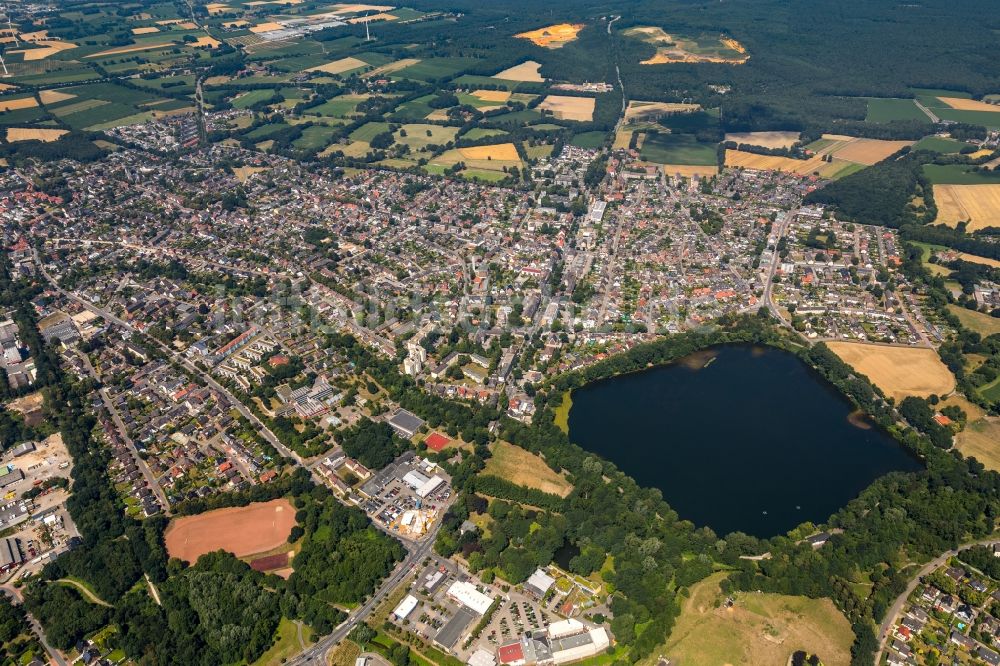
[649,572,853,666]
[933,184,1000,231]
[538,95,595,121]
[825,342,955,402]
[515,23,583,49]
[164,498,297,563]
[483,442,573,498]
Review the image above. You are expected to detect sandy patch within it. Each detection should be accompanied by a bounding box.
[471,89,511,103]
[0,96,37,112]
[306,56,367,74]
[164,498,297,564]
[538,94,595,122]
[725,131,800,150]
[625,26,748,65]
[494,61,544,82]
[132,26,160,35]
[825,342,955,402]
[6,127,67,142]
[939,97,1000,113]
[515,23,583,49]
[458,143,519,161]
[933,184,1000,232]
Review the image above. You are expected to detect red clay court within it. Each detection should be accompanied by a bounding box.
[425,432,451,452]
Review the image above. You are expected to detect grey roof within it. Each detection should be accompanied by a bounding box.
[388,409,424,436]
[435,607,476,649]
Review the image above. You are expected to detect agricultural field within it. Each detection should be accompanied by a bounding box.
[624,100,700,124]
[825,342,956,402]
[538,95,595,121]
[724,131,800,149]
[395,123,459,151]
[923,164,1000,185]
[623,26,748,65]
[494,60,545,82]
[911,135,975,153]
[660,164,719,178]
[932,184,1000,231]
[651,572,854,666]
[864,98,930,123]
[641,133,717,165]
[164,498,297,563]
[483,441,573,498]
[515,24,583,49]
[956,418,1000,472]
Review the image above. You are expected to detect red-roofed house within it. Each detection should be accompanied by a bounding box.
[498,643,524,666]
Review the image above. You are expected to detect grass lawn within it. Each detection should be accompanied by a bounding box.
[948,305,1000,337]
[571,131,607,149]
[396,123,459,151]
[232,89,278,109]
[308,96,364,118]
[349,121,390,142]
[923,164,1000,185]
[461,168,510,182]
[293,125,338,152]
[640,133,717,165]
[646,572,854,666]
[482,441,573,497]
[865,98,929,123]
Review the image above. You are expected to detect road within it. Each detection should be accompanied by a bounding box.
[761,209,795,326]
[75,349,170,510]
[875,537,1000,664]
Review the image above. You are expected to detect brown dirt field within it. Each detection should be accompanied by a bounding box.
[472,89,511,103]
[164,498,297,563]
[6,391,44,415]
[829,137,913,165]
[939,97,1000,112]
[14,40,76,60]
[458,143,519,161]
[933,184,1000,231]
[956,418,1000,472]
[6,128,67,142]
[494,61,544,82]
[37,90,74,105]
[132,26,160,35]
[724,131,800,149]
[362,58,420,78]
[661,164,718,178]
[307,56,367,74]
[515,23,583,49]
[0,96,37,112]
[538,95,595,122]
[250,22,285,33]
[625,100,700,122]
[87,42,172,57]
[825,342,955,402]
[483,441,573,498]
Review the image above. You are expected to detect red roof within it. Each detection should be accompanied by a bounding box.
[425,432,451,452]
[498,643,524,664]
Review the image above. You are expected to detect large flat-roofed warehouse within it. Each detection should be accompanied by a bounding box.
[447,581,495,615]
[388,409,425,439]
[434,606,476,650]
[497,621,610,666]
[0,537,23,572]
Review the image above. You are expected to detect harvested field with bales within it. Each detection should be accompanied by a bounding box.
[6,127,67,142]
[483,442,573,498]
[725,131,800,149]
[515,23,583,49]
[933,184,1000,231]
[494,61,544,82]
[538,95,595,121]
[826,342,955,402]
[164,498,297,563]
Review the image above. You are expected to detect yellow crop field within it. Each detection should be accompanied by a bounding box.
[132,26,160,35]
[472,89,511,103]
[831,137,912,165]
[826,342,955,402]
[0,96,37,112]
[191,35,220,48]
[459,143,519,161]
[933,184,1000,232]
[6,127,67,142]
[494,61,544,82]
[515,23,583,49]
[18,30,48,41]
[15,40,76,60]
[725,149,846,178]
[250,22,284,33]
[625,100,700,123]
[307,56,367,75]
[538,95,595,121]
[661,164,718,178]
[725,131,800,149]
[939,97,1000,112]
[363,58,420,78]
[37,90,74,105]
[347,12,397,24]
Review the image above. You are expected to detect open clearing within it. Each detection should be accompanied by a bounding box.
[933,184,1000,231]
[939,97,1000,113]
[652,572,853,666]
[826,342,955,402]
[483,442,573,498]
[948,305,1000,338]
[957,418,1000,472]
[458,143,519,161]
[395,123,458,151]
[538,95,595,121]
[624,26,748,65]
[306,56,367,75]
[6,127,67,142]
[494,61,544,82]
[625,100,700,123]
[725,131,800,149]
[233,166,266,183]
[515,24,583,49]
[164,498,297,564]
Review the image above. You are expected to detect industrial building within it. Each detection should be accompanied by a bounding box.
[0,537,23,572]
[393,594,419,621]
[447,580,495,615]
[497,620,610,666]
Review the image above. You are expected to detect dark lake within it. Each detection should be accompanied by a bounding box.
[567,344,922,538]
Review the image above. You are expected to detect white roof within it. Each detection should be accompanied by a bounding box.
[548,618,585,639]
[468,649,496,666]
[526,568,556,595]
[393,594,419,620]
[448,580,494,615]
[415,475,445,498]
[403,470,430,489]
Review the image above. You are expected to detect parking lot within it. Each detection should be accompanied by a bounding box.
[360,456,452,541]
